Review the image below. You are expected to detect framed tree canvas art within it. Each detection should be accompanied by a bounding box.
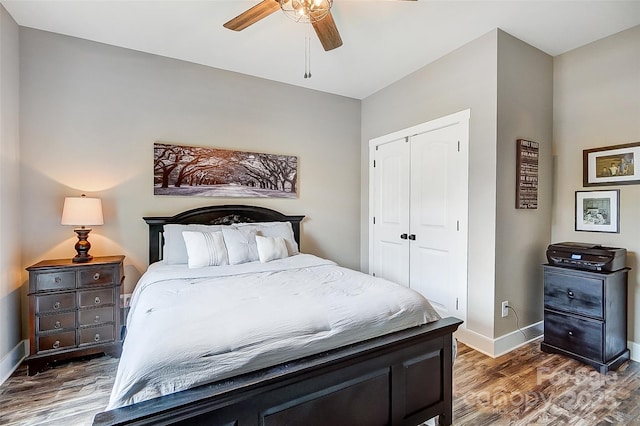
[154,142,298,198]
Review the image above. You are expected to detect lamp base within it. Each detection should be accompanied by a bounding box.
[72,254,93,263]
[72,228,93,263]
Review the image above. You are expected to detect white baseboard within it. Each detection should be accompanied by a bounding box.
[458,325,639,365]
[455,321,544,358]
[0,339,28,386]
[628,340,639,362]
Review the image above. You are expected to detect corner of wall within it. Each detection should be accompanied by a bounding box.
[0,340,28,386]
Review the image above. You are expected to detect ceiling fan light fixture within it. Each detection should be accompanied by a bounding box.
[278,0,333,24]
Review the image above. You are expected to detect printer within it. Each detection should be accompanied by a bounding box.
[546,242,627,272]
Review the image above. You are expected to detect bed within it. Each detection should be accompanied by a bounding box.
[93,205,462,426]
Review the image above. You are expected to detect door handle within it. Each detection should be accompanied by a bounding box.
[400,233,408,240]
[409,234,416,240]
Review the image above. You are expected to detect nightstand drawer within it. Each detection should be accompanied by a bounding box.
[79,266,117,287]
[38,312,75,332]
[544,310,603,361]
[78,307,114,326]
[36,271,75,292]
[78,288,114,308]
[38,331,76,352]
[544,271,603,318]
[36,292,76,314]
[79,325,115,346]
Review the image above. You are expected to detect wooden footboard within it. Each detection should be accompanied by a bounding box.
[93,317,461,426]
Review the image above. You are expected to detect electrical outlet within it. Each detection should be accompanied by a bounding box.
[120,293,132,308]
[501,301,509,318]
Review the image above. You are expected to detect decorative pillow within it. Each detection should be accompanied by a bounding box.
[181,231,228,268]
[255,235,289,263]
[235,222,299,255]
[163,224,224,264]
[221,227,259,265]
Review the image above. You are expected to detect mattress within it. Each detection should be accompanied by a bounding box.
[107,254,440,409]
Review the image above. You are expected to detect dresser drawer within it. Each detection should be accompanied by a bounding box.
[544,270,603,318]
[78,288,114,308]
[37,331,76,353]
[544,310,603,362]
[36,292,76,314]
[38,311,75,333]
[78,307,114,326]
[35,271,75,292]
[79,266,117,287]
[79,325,115,346]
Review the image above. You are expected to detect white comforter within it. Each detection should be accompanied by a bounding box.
[107,254,440,409]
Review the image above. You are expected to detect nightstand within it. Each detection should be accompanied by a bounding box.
[541,264,630,373]
[26,255,125,375]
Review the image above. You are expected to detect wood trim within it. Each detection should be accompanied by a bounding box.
[143,205,304,264]
[93,317,462,425]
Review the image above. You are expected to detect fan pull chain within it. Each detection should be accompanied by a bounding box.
[304,22,312,79]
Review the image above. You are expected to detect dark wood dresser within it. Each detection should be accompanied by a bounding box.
[541,264,629,373]
[26,255,125,375]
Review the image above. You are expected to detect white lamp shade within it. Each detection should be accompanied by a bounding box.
[61,196,104,226]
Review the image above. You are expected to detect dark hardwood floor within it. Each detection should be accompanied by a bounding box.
[1,339,639,425]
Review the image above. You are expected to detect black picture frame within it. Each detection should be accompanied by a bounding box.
[575,189,620,233]
[583,142,639,186]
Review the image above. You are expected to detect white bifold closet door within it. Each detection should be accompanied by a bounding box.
[370,110,469,323]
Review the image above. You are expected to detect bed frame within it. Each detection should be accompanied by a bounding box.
[93,205,462,426]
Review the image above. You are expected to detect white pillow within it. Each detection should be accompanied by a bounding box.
[255,235,289,263]
[163,224,224,264]
[181,231,229,268]
[221,227,259,265]
[235,222,299,255]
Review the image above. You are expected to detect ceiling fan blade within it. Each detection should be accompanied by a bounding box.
[311,11,343,51]
[223,0,281,31]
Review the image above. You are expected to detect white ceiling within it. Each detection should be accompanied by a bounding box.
[2,0,639,99]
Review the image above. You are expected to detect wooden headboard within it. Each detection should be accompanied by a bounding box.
[143,205,305,264]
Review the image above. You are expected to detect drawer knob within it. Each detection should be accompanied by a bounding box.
[53,301,61,310]
[54,320,61,329]
[54,277,61,283]
[93,273,101,281]
[94,296,101,305]
[567,290,575,298]
[52,340,60,349]
[94,315,101,323]
[94,334,101,342]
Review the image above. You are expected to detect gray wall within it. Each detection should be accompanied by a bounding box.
[552,25,640,344]
[494,31,553,337]
[362,29,554,348]
[18,28,362,297]
[0,4,22,377]
[362,30,500,339]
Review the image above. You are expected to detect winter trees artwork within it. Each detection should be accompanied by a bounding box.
[154,142,298,198]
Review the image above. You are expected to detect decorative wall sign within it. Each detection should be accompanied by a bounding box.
[516,139,539,209]
[575,189,620,233]
[583,142,639,186]
[154,142,298,198]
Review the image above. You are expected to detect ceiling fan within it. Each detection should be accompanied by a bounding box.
[224,0,343,51]
[224,0,415,78]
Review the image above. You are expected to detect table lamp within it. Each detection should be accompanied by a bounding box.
[61,194,104,263]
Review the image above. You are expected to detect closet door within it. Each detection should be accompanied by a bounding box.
[369,109,469,325]
[408,125,466,318]
[371,138,410,286]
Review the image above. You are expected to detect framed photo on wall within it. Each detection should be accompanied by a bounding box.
[583,142,639,186]
[515,139,539,209]
[575,189,620,233]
